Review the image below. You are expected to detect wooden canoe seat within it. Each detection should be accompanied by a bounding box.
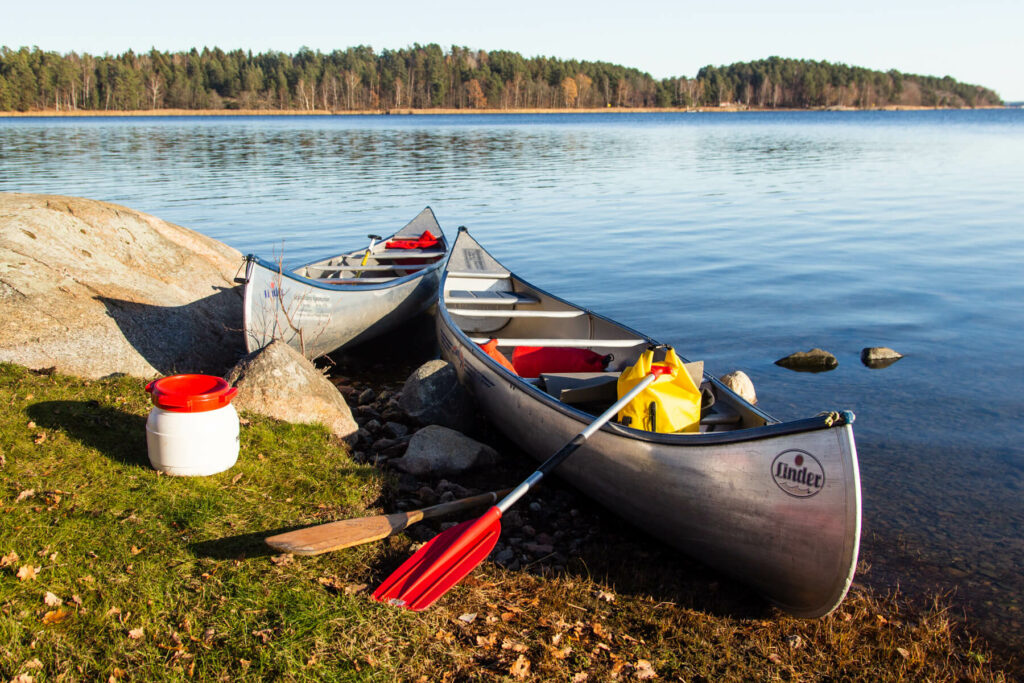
[445,290,539,305]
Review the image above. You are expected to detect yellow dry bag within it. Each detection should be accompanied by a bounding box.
[616,348,702,433]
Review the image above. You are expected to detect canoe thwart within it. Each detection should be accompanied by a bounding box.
[445,290,539,305]
[469,337,646,348]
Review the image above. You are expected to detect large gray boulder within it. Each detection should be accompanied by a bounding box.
[398,359,475,432]
[0,193,244,378]
[224,340,358,443]
[390,425,499,476]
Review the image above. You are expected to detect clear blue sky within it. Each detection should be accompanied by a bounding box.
[3,0,1021,101]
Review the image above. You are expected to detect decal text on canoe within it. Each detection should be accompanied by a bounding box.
[771,449,824,498]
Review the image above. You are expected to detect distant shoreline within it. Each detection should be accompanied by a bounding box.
[0,105,1008,118]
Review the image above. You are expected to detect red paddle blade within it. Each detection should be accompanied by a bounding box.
[373,506,502,611]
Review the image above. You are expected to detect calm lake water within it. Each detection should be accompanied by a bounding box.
[2,110,1022,652]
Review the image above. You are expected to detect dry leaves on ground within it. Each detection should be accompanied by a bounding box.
[42,609,69,625]
[509,654,531,680]
[17,564,38,581]
[43,592,62,607]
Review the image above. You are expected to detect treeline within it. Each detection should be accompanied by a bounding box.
[0,46,1002,113]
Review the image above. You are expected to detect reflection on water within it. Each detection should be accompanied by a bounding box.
[2,110,1023,652]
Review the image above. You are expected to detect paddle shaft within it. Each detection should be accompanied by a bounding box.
[496,371,659,514]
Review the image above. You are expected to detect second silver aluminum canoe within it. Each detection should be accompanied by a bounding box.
[242,207,448,359]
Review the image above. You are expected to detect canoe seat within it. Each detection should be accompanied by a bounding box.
[445,290,539,305]
[370,249,445,260]
[541,372,619,404]
[319,277,400,284]
[449,309,583,318]
[468,337,645,348]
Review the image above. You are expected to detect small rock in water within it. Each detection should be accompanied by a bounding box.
[775,348,838,372]
[718,370,757,404]
[861,346,903,369]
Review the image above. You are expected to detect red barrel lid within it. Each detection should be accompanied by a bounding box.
[145,374,238,413]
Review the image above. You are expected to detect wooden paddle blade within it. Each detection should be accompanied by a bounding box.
[266,512,412,555]
[373,507,502,611]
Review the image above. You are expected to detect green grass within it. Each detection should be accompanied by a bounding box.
[0,363,1013,681]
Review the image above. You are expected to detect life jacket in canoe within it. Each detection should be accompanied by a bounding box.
[617,347,702,433]
[511,346,610,377]
[385,230,441,268]
[479,339,517,373]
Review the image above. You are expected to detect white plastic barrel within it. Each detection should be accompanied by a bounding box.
[144,374,239,476]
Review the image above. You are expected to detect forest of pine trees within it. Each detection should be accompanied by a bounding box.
[0,46,1003,113]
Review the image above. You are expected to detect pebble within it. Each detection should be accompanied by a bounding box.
[358,388,376,405]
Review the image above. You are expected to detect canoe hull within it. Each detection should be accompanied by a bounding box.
[242,207,446,358]
[243,256,441,358]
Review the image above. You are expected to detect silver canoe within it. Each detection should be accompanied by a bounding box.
[437,227,861,618]
[242,207,448,359]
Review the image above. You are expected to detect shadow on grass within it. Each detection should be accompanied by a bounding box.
[28,400,149,468]
[188,526,310,560]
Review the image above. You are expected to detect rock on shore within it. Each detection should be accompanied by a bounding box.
[0,193,245,378]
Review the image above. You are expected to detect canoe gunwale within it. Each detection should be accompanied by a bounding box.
[245,250,445,293]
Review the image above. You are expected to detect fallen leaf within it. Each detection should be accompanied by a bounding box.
[317,576,345,592]
[344,583,367,595]
[27,421,36,429]
[42,609,69,625]
[509,654,531,680]
[34,433,47,445]
[767,652,783,665]
[16,489,35,502]
[458,612,477,623]
[897,647,911,660]
[786,634,804,649]
[71,595,83,606]
[231,472,243,484]
[17,564,38,581]
[270,553,293,566]
[635,659,659,679]
[597,590,616,603]
[44,592,62,607]
[502,638,528,653]
[128,627,144,640]
[25,658,43,670]
[476,633,498,648]
[130,546,144,555]
[252,628,272,644]
[591,621,610,639]
[9,674,35,683]
[1,551,19,567]
[572,674,589,683]
[105,607,122,618]
[548,645,572,660]
[876,614,888,624]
